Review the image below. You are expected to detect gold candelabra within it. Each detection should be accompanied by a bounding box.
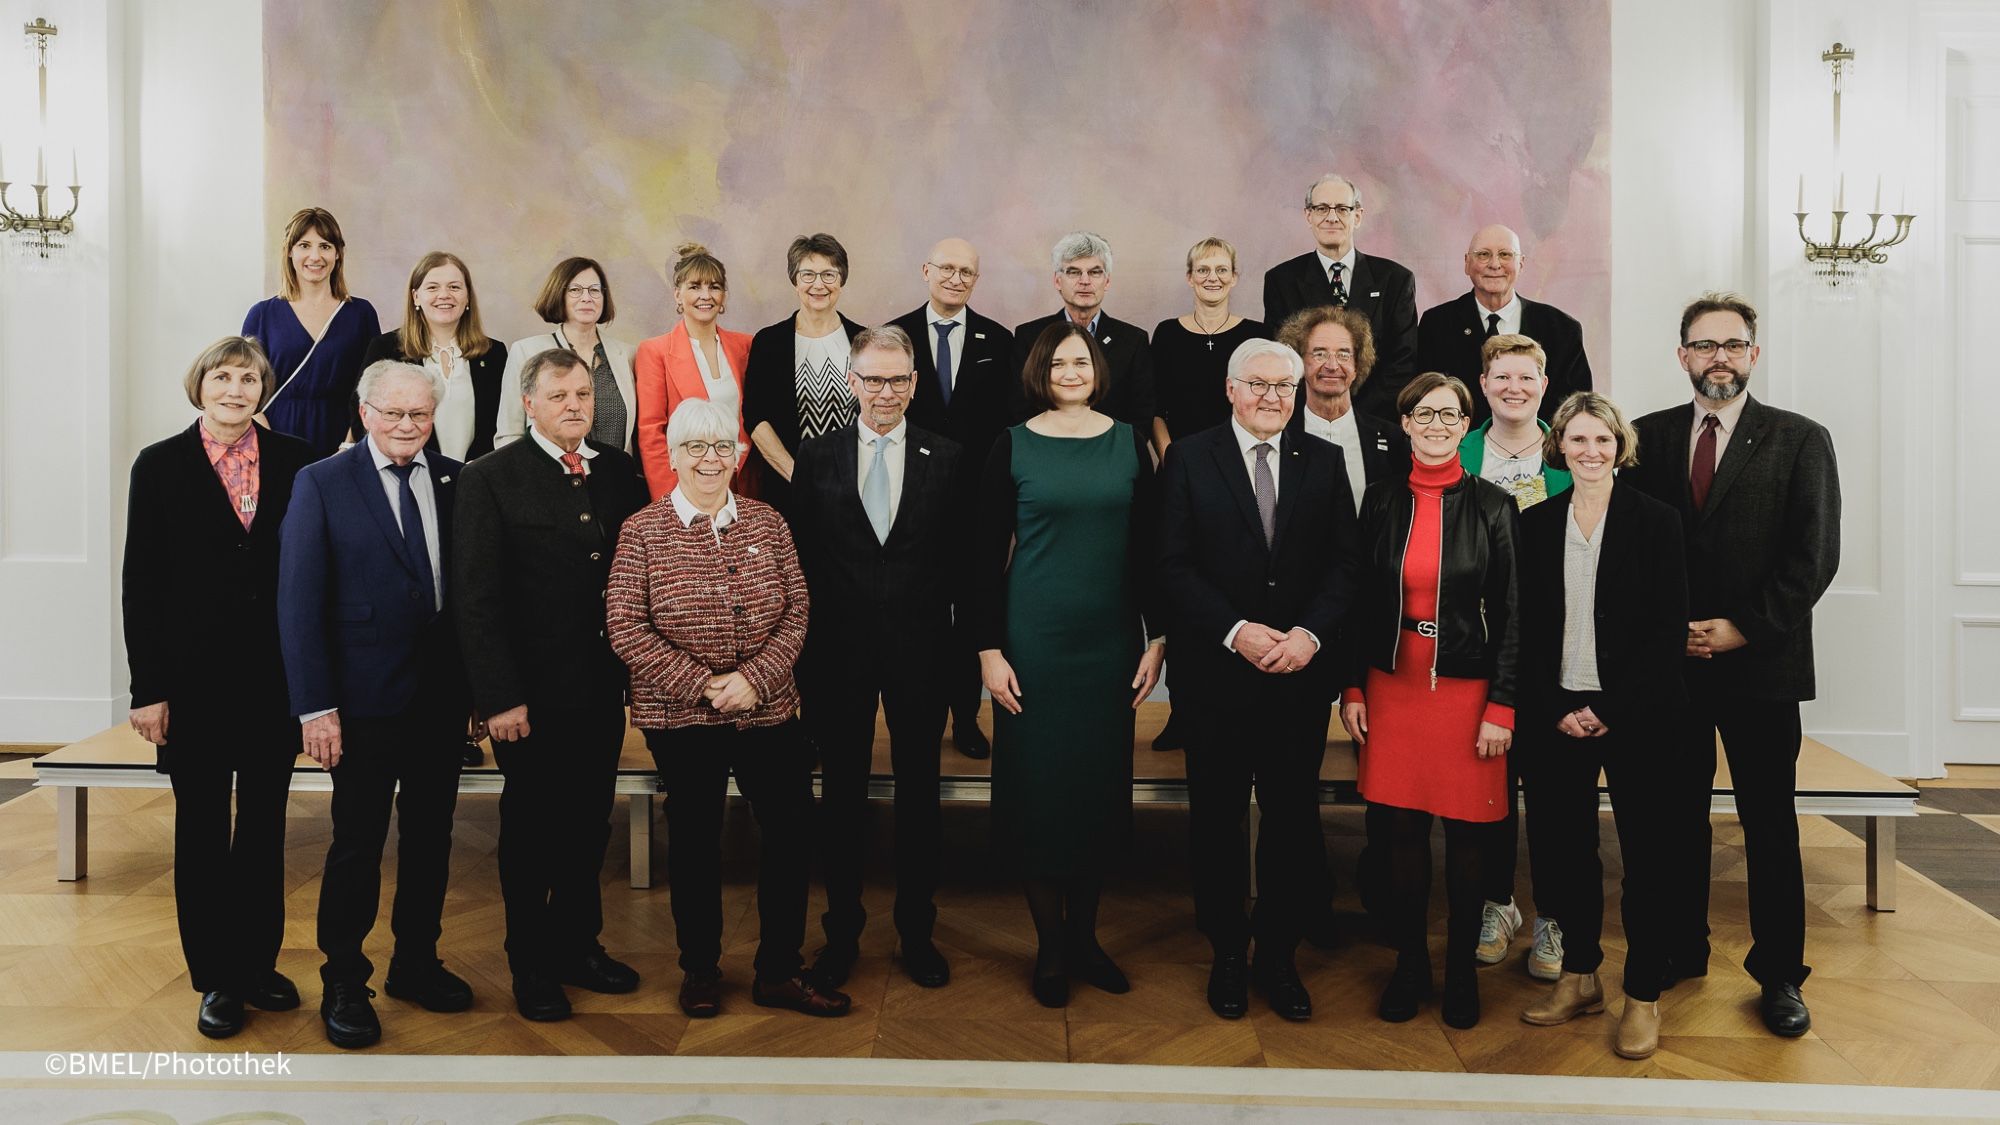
[0,18,82,259]
[1794,43,1914,288]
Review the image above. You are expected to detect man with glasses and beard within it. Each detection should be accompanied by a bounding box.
[1623,292,1841,1040]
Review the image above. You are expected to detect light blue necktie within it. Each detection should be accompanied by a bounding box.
[933,321,956,406]
[862,435,891,543]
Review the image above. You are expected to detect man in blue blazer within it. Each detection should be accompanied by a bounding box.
[279,359,474,1049]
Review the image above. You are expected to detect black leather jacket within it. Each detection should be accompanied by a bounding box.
[1350,470,1521,709]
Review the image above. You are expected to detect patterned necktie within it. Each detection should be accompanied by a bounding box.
[1485,312,1501,338]
[1328,262,1348,307]
[387,462,437,611]
[1690,413,1720,512]
[561,450,585,476]
[1253,442,1277,547]
[933,321,956,406]
[862,435,891,543]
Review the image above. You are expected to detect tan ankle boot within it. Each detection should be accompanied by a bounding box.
[1616,997,1661,1059]
[1520,971,1605,1026]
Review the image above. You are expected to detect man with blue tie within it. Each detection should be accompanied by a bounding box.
[279,360,474,1049]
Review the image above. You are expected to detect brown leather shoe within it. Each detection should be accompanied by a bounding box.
[678,969,723,1019]
[1521,971,1605,1026]
[1616,997,1661,1059]
[752,974,853,1017]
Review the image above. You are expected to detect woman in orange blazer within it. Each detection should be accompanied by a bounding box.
[635,243,755,500]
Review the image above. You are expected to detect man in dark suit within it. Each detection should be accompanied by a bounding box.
[1012,231,1158,444]
[790,326,964,991]
[1262,174,1418,419]
[279,360,474,1049]
[453,348,649,1022]
[1416,224,1593,425]
[891,238,1014,761]
[1159,338,1360,1023]
[1623,292,1841,1039]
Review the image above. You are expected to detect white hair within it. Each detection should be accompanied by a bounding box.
[1304,172,1363,209]
[665,397,736,450]
[1227,337,1305,382]
[356,359,444,407]
[1051,230,1114,274]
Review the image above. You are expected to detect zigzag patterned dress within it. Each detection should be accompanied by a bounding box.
[792,330,856,445]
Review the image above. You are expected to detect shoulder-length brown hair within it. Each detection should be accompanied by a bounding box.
[398,251,493,359]
[531,256,617,326]
[1020,321,1109,413]
[182,335,277,411]
[278,207,350,301]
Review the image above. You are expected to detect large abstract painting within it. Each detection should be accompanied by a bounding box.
[266,0,1609,364]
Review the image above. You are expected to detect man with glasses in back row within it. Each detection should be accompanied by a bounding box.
[1416,224,1593,427]
[1263,174,1419,420]
[1012,232,1159,448]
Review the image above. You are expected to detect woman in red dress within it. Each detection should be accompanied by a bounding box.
[1341,372,1522,1029]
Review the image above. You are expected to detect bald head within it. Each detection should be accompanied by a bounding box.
[1464,224,1524,309]
[923,238,982,316]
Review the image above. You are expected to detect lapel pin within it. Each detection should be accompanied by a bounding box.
[1102,336,1112,345]
[974,332,986,340]
[1369,291,1380,298]
[918,447,931,456]
[746,545,760,555]
[1462,328,1472,336]
[439,475,452,484]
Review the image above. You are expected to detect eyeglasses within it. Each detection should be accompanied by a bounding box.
[1683,338,1753,358]
[1061,266,1108,280]
[1308,348,1356,364]
[1469,250,1519,264]
[566,285,603,299]
[1408,406,1465,425]
[1232,377,1298,399]
[1190,265,1234,278]
[795,269,843,286]
[679,440,738,459]
[926,262,978,281]
[856,374,914,392]
[1305,203,1362,221]
[365,402,434,425]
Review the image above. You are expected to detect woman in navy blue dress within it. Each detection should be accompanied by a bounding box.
[241,207,380,458]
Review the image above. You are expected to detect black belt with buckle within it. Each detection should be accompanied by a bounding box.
[1401,616,1439,638]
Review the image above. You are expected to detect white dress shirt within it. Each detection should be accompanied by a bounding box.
[427,341,478,461]
[926,306,968,392]
[1316,247,1358,285]
[688,332,740,421]
[1218,421,1321,654]
[529,423,599,475]
[670,484,738,545]
[1559,504,1606,691]
[1687,391,1751,475]
[1299,402,1366,515]
[1472,291,1523,337]
[856,418,909,524]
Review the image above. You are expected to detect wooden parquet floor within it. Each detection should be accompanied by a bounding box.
[3,759,2000,1089]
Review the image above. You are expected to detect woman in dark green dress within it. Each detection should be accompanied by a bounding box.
[975,322,1165,1008]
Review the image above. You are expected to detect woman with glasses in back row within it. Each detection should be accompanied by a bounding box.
[742,233,866,513]
[497,257,639,456]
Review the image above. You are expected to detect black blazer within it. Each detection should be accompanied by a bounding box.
[1159,424,1359,715]
[892,305,1014,478]
[742,311,866,513]
[451,436,648,718]
[1284,404,1409,494]
[1008,311,1158,432]
[123,422,313,768]
[1261,250,1418,418]
[1623,396,1841,701]
[790,420,966,679]
[1415,292,1593,426]
[1516,483,1689,735]
[359,331,508,461]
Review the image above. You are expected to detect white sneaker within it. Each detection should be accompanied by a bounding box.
[1529,916,1564,981]
[1475,899,1523,964]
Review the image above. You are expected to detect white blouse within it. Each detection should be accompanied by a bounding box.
[427,342,477,461]
[1559,504,1606,691]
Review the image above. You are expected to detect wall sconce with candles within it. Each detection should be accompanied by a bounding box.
[0,17,82,260]
[1794,42,1914,288]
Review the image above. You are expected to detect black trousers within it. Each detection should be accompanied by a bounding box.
[947,603,983,732]
[1666,694,1809,987]
[493,698,626,978]
[806,658,946,948]
[1478,754,1556,915]
[1519,690,1672,1001]
[646,721,814,981]
[167,730,296,994]
[317,707,464,986]
[1187,703,1330,957]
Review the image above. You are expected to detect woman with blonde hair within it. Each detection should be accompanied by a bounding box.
[360,250,508,461]
[634,243,754,499]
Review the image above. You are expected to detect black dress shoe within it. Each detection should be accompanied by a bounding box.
[512,974,572,1022]
[558,949,641,994]
[1207,952,1249,1019]
[1031,969,1069,1009]
[461,740,484,767]
[811,941,861,989]
[1070,943,1130,994]
[1377,963,1433,1023]
[679,968,723,1018]
[383,962,474,1013]
[1254,958,1313,1021]
[244,970,300,1012]
[1442,971,1482,1029]
[1303,907,1342,951]
[954,722,992,760]
[1660,948,1711,990]
[1759,982,1811,1037]
[900,940,951,988]
[320,981,380,1049]
[197,990,245,1039]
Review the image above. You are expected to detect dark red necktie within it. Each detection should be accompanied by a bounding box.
[561,451,585,476]
[1690,413,1720,511]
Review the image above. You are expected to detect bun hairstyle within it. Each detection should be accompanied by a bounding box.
[673,242,728,290]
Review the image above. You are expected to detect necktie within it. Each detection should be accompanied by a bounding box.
[561,450,585,475]
[387,463,438,611]
[1253,442,1277,547]
[1690,413,1720,512]
[862,435,891,543]
[1485,312,1501,338]
[933,321,956,406]
[1328,262,1348,307]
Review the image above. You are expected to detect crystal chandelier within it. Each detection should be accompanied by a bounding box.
[0,18,82,260]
